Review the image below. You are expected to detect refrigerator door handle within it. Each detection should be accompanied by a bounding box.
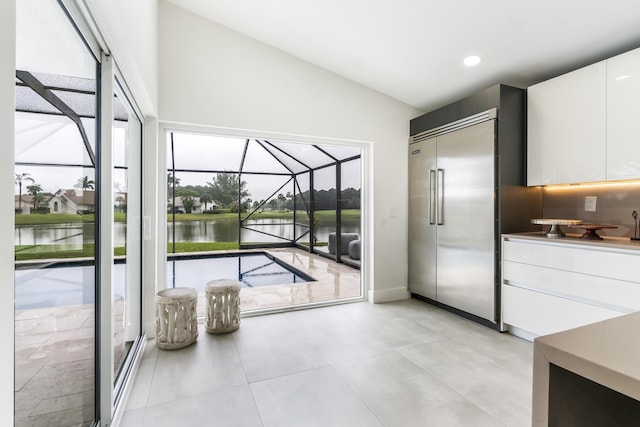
[437,169,444,225]
[429,169,436,225]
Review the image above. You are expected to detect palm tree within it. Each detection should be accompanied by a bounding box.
[75,176,95,190]
[74,176,95,213]
[15,172,34,212]
[26,184,43,212]
[285,191,293,210]
[200,191,213,212]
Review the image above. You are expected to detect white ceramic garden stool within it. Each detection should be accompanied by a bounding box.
[204,279,241,334]
[155,287,199,350]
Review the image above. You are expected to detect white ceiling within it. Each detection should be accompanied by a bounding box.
[167,0,640,112]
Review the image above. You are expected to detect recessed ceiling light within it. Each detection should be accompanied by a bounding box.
[464,55,482,67]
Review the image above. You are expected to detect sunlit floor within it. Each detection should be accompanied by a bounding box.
[13,247,361,426]
[121,299,534,427]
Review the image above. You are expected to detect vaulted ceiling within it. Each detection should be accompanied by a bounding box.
[167,0,640,112]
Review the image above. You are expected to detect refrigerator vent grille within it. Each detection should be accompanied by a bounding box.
[411,108,497,143]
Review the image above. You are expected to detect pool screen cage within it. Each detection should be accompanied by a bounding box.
[167,132,362,267]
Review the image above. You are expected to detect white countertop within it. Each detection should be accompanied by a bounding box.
[532,311,640,425]
[503,231,640,252]
[535,311,640,399]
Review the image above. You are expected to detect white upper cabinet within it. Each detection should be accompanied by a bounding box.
[528,47,640,186]
[607,47,640,181]
[527,61,607,186]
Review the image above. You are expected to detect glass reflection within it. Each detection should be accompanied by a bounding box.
[15,0,98,425]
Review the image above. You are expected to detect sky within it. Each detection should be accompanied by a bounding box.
[14,114,129,194]
[14,1,362,202]
[167,132,362,203]
[14,116,362,203]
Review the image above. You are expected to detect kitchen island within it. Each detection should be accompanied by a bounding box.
[533,311,640,426]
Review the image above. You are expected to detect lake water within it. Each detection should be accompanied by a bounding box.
[15,218,360,246]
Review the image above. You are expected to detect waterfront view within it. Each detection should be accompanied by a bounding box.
[14,211,361,255]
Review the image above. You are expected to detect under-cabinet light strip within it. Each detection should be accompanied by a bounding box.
[545,180,640,190]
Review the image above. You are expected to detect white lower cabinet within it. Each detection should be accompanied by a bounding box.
[502,285,623,338]
[501,236,640,340]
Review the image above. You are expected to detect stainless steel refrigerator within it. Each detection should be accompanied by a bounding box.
[409,115,496,322]
[409,91,541,328]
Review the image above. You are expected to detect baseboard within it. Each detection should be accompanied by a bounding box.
[411,293,500,331]
[368,286,410,303]
[144,320,156,338]
[505,325,538,342]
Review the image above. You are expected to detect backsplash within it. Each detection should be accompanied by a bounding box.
[542,184,640,238]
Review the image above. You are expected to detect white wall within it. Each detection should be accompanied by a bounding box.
[159,1,422,302]
[0,1,15,424]
[85,0,159,116]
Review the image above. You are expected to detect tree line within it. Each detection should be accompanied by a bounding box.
[168,172,360,213]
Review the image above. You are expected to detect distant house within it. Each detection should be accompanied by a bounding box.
[14,195,34,214]
[202,199,219,212]
[48,189,95,214]
[167,196,218,214]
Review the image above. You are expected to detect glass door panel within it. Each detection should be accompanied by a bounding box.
[312,165,336,256]
[15,1,98,425]
[340,158,362,267]
[112,81,142,393]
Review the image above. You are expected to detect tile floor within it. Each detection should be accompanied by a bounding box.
[13,247,362,427]
[120,299,533,427]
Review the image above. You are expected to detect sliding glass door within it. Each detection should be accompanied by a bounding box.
[15,1,99,425]
[14,1,144,425]
[112,79,143,398]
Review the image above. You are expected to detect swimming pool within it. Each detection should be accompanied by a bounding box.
[168,252,314,290]
[14,252,314,309]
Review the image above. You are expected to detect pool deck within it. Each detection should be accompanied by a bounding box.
[13,247,361,426]
[240,247,361,312]
[191,247,362,315]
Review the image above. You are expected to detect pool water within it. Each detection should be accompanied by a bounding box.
[167,252,314,290]
[15,252,314,310]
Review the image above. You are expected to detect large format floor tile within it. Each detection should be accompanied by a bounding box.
[120,299,534,426]
[333,351,504,427]
[122,385,262,427]
[232,314,328,382]
[251,367,383,427]
[146,331,248,406]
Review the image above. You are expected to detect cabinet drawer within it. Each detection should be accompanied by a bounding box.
[503,240,640,283]
[501,284,625,337]
[503,261,640,312]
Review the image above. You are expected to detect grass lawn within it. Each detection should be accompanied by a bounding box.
[15,209,360,225]
[14,209,359,261]
[167,242,239,253]
[166,209,360,222]
[15,242,242,261]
